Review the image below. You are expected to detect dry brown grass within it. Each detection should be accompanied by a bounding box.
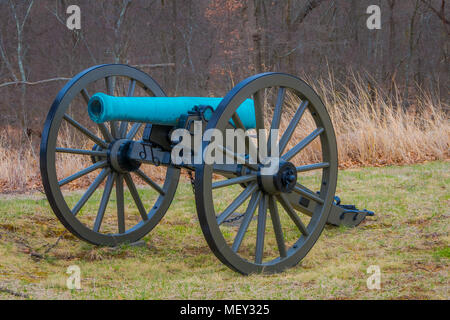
[0,125,40,192]
[0,73,448,192]
[310,73,449,167]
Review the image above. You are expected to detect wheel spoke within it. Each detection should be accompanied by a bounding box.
[255,194,268,264]
[279,100,308,154]
[293,183,324,205]
[72,168,110,216]
[216,182,258,225]
[124,173,148,221]
[93,172,116,232]
[267,87,285,155]
[232,191,261,253]
[105,76,119,138]
[116,174,125,234]
[56,148,107,157]
[118,122,129,139]
[231,112,245,130]
[253,90,267,163]
[268,196,287,258]
[277,193,309,236]
[212,164,240,176]
[134,169,165,195]
[212,175,257,189]
[80,88,90,104]
[231,112,258,161]
[99,125,113,142]
[217,145,259,171]
[282,127,324,161]
[253,90,265,131]
[126,123,142,140]
[108,122,119,142]
[296,162,330,173]
[63,114,107,148]
[105,76,115,95]
[119,79,136,138]
[128,79,136,95]
[272,87,285,131]
[81,88,113,142]
[59,160,107,186]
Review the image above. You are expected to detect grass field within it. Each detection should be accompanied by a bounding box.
[0,161,448,300]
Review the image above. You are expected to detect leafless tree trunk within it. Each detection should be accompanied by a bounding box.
[404,0,421,108]
[5,0,34,131]
[419,0,449,28]
[112,0,132,64]
[248,0,263,74]
[386,0,397,92]
[284,0,325,73]
[168,0,179,94]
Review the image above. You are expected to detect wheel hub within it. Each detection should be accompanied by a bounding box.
[108,139,141,173]
[257,160,297,194]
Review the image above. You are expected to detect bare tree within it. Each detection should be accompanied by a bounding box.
[283,0,326,73]
[0,0,34,130]
[419,0,449,27]
[404,0,421,108]
[112,0,132,64]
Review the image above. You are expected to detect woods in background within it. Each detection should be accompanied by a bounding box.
[0,0,448,131]
[0,0,448,191]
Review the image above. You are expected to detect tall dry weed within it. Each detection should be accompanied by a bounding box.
[0,73,448,192]
[309,73,449,167]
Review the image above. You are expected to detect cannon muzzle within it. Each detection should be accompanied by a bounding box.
[88,93,256,129]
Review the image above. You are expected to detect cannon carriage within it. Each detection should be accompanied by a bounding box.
[40,64,372,274]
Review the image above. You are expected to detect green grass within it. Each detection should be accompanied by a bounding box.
[0,161,448,300]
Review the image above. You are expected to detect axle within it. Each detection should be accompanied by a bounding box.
[122,139,373,227]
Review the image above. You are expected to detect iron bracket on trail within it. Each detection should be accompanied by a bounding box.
[328,197,375,227]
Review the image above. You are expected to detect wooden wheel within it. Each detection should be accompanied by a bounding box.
[40,64,180,246]
[195,73,338,274]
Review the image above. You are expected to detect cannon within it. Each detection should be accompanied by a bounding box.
[40,64,373,274]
